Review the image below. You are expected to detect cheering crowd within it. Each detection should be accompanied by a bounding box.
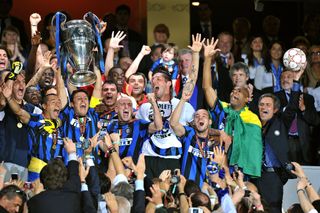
[0,1,320,213]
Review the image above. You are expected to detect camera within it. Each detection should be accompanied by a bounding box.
[76,138,91,150]
[188,207,203,213]
[170,170,180,184]
[285,163,295,172]
[24,182,33,190]
[11,173,18,181]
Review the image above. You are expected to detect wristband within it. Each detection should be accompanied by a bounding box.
[112,140,121,145]
[178,192,186,197]
[108,147,116,154]
[155,204,164,209]
[297,189,305,194]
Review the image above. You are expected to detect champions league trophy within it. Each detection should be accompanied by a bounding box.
[53,12,105,87]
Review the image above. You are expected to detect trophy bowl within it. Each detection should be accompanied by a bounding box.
[61,19,97,87]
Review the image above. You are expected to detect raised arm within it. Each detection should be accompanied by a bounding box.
[105,31,126,77]
[3,80,30,124]
[91,66,102,99]
[54,65,68,108]
[170,80,195,137]
[202,38,220,108]
[125,45,151,79]
[26,59,51,88]
[147,93,163,133]
[187,33,204,82]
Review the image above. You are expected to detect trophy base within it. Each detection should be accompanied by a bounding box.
[69,71,97,87]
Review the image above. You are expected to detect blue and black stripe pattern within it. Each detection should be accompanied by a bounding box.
[59,107,100,163]
[27,114,62,162]
[107,119,150,163]
[209,101,226,130]
[180,126,214,188]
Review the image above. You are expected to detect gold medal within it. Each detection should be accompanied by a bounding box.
[80,136,85,142]
[17,123,23,128]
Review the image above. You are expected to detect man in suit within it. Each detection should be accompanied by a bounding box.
[210,32,234,102]
[176,48,204,110]
[27,138,81,213]
[275,70,320,164]
[255,92,299,213]
[191,2,222,39]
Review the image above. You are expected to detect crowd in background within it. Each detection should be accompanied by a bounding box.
[0,0,320,212]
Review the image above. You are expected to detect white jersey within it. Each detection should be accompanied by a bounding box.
[136,97,194,159]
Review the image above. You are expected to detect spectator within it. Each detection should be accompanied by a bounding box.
[275,69,320,164]
[210,32,234,102]
[232,17,251,61]
[113,4,143,59]
[152,24,170,47]
[0,0,29,49]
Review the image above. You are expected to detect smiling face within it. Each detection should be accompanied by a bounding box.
[116,97,133,122]
[230,87,248,111]
[24,86,41,105]
[231,69,249,87]
[102,83,118,108]
[128,74,145,96]
[39,68,54,88]
[0,49,9,70]
[43,94,62,120]
[280,71,294,90]
[12,74,26,102]
[193,109,211,133]
[259,97,277,124]
[109,68,125,91]
[151,72,171,100]
[178,53,192,76]
[71,91,89,117]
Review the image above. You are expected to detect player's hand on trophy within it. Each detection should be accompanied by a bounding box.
[97,20,107,34]
[109,31,126,49]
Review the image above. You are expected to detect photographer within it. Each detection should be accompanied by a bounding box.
[291,162,320,213]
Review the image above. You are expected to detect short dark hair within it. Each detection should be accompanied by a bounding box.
[116,4,131,15]
[128,72,147,87]
[102,79,119,92]
[258,93,281,110]
[152,66,171,82]
[40,158,68,190]
[0,184,26,203]
[190,191,211,211]
[184,180,201,197]
[153,24,170,38]
[99,172,111,194]
[229,62,250,78]
[71,89,89,103]
[42,93,58,104]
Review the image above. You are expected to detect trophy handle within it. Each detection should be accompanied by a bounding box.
[51,12,67,30]
[83,12,101,31]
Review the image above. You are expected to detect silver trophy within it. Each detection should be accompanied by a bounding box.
[54,12,99,87]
